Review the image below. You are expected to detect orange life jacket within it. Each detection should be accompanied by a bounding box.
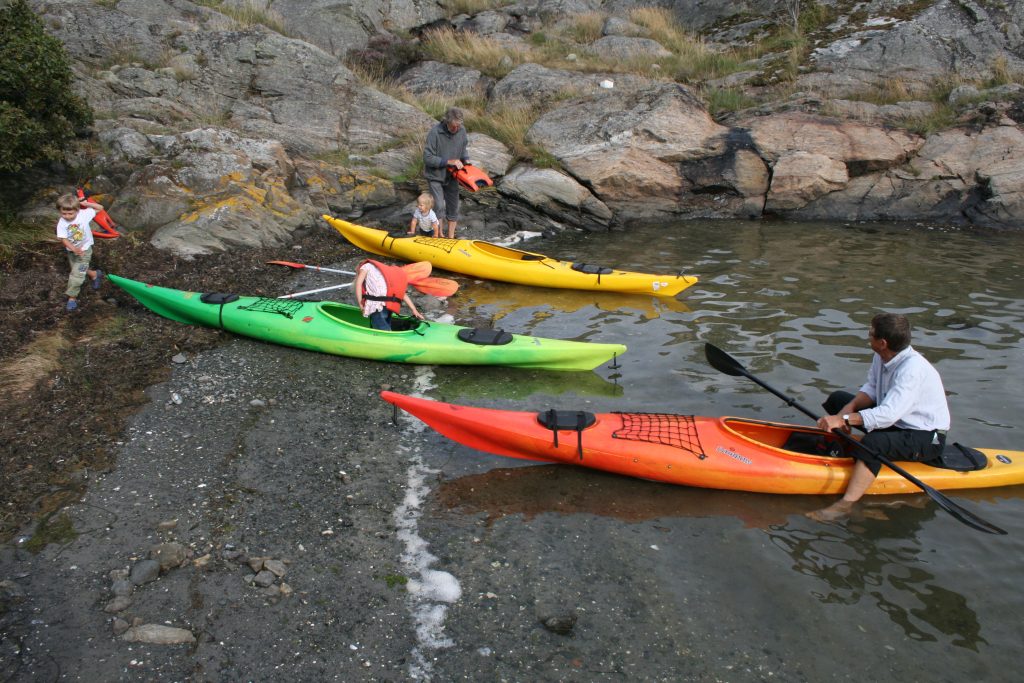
[449,163,494,192]
[360,259,408,314]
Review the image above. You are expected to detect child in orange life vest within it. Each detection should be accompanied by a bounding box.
[354,259,424,331]
[408,193,441,237]
[55,193,105,312]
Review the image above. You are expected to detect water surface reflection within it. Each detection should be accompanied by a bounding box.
[766,509,986,650]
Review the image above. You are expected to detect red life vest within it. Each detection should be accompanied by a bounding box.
[359,259,408,314]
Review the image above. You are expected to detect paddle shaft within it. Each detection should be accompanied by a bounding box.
[278,283,353,299]
[267,260,355,276]
[703,343,1006,534]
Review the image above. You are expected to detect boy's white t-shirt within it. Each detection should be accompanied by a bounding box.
[56,208,98,251]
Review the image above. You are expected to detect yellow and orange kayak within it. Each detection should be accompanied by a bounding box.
[382,391,1024,495]
[324,216,697,297]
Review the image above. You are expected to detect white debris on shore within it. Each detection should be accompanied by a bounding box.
[393,367,462,680]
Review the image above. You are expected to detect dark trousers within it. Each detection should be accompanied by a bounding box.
[823,391,945,475]
[428,177,460,224]
[369,310,392,331]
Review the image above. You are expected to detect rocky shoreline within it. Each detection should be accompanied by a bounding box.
[15,0,1024,259]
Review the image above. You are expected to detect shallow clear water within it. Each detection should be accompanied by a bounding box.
[416,220,1024,677]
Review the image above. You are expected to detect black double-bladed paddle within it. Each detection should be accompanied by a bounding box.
[704,342,1006,535]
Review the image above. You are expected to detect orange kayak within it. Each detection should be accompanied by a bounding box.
[381,391,1024,495]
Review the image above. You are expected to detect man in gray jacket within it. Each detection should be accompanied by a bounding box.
[423,107,469,239]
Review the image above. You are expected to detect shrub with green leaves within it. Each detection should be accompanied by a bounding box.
[0,0,92,176]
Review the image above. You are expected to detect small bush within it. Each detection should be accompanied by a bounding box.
[0,0,93,177]
[346,34,424,80]
[704,87,758,116]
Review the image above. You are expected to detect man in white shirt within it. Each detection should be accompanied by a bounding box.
[808,313,950,521]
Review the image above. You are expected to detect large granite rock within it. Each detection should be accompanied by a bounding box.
[799,1,1024,95]
[789,123,1024,228]
[498,165,612,230]
[528,82,734,218]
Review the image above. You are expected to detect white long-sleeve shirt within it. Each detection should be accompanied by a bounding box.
[859,346,950,432]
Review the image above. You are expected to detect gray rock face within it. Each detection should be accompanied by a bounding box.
[587,35,672,60]
[467,133,513,178]
[528,83,733,218]
[397,61,491,98]
[800,1,1024,95]
[498,166,612,230]
[24,0,1024,249]
[492,63,657,104]
[790,124,1024,228]
[264,1,445,56]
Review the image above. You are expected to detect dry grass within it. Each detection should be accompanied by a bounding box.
[469,99,545,160]
[195,0,286,33]
[561,12,605,44]
[0,328,69,402]
[421,28,527,77]
[0,221,54,266]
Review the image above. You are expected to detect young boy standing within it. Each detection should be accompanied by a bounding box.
[55,193,104,311]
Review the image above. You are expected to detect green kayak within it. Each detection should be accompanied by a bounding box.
[109,274,626,371]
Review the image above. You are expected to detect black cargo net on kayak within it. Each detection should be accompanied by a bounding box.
[611,413,707,460]
[237,297,303,319]
[380,233,460,254]
[536,410,597,459]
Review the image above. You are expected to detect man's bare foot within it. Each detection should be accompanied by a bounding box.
[806,499,856,522]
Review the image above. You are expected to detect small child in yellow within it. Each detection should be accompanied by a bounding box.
[408,193,441,237]
[55,193,104,311]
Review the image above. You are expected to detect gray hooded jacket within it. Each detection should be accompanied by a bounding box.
[423,121,468,182]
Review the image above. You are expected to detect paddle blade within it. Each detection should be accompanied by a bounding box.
[410,276,459,297]
[705,343,746,377]
[402,261,433,282]
[266,260,306,270]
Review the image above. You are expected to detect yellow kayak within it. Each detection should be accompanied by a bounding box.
[324,216,698,297]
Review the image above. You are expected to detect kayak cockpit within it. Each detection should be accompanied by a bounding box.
[317,302,423,333]
[722,417,850,458]
[472,241,551,263]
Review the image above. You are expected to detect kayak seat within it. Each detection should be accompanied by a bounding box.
[782,431,845,457]
[391,317,426,333]
[571,263,614,275]
[924,443,988,472]
[200,292,239,304]
[537,409,596,459]
[457,327,513,346]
